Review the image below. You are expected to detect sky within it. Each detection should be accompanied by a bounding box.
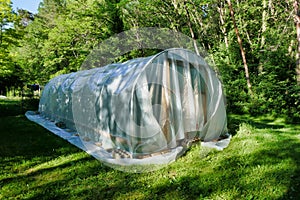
[11,0,42,14]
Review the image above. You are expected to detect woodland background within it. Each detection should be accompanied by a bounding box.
[0,0,299,122]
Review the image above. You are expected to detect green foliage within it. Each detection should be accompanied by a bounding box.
[210,0,299,121]
[0,0,298,120]
[13,0,122,84]
[0,0,26,95]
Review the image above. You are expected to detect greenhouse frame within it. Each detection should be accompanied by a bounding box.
[26,48,230,171]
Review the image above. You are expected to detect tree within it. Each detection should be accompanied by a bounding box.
[0,0,22,95]
[294,0,300,85]
[15,0,122,83]
[118,0,222,53]
[7,0,299,119]
[217,0,229,49]
[227,0,253,95]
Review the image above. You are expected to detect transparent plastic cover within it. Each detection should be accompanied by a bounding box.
[27,48,229,172]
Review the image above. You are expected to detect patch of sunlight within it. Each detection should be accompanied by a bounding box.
[233,123,256,140]
[116,192,146,200]
[277,127,298,134]
[239,160,296,198]
[199,146,215,159]
[24,152,87,175]
[255,131,280,143]
[259,132,274,140]
[12,157,51,173]
[230,137,259,155]
[266,118,286,126]
[210,187,240,200]
[33,168,68,187]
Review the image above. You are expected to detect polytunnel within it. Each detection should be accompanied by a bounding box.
[26,48,230,172]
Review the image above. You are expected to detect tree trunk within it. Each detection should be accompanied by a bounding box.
[218,1,229,48]
[260,0,268,49]
[258,0,268,74]
[0,24,2,46]
[268,0,274,15]
[183,1,200,55]
[294,0,300,85]
[227,0,253,95]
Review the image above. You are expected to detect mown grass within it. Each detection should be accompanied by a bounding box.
[0,98,299,199]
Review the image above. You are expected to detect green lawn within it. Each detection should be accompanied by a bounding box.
[0,98,299,199]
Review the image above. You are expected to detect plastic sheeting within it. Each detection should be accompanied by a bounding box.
[26,48,230,172]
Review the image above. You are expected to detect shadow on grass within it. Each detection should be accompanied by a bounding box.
[0,99,143,199]
[0,98,39,118]
[145,116,300,199]
[227,115,285,136]
[0,115,114,199]
[1,98,299,199]
[0,112,151,199]
[74,116,300,200]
